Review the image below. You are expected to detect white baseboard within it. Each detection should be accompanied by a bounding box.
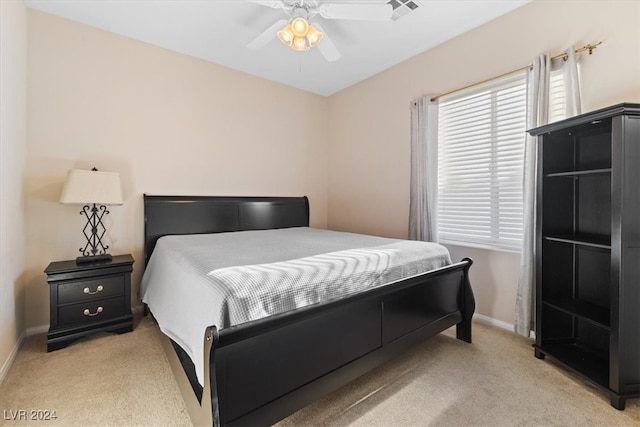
[473,313,514,332]
[26,324,49,336]
[1,325,49,385]
[0,331,25,385]
[473,313,536,339]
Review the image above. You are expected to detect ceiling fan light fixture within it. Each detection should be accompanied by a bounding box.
[251,0,393,61]
[277,15,323,53]
[277,23,294,46]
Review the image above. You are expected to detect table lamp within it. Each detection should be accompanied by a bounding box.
[59,167,123,264]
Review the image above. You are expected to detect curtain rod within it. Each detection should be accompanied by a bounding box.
[430,42,602,102]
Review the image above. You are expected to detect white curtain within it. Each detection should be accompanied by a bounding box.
[408,96,439,242]
[515,47,582,337]
[563,48,582,117]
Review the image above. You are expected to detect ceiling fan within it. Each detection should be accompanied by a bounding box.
[247,0,393,62]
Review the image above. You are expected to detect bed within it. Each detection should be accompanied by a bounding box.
[141,195,475,426]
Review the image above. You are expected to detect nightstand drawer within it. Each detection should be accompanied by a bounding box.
[58,276,125,304]
[58,296,126,327]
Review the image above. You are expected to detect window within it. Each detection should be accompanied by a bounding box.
[437,68,571,251]
[437,72,527,251]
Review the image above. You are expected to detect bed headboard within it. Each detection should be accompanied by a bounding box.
[143,195,310,265]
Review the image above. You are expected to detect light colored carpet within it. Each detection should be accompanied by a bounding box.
[0,317,190,426]
[1,316,638,426]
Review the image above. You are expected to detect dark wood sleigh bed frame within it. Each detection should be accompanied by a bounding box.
[143,195,475,426]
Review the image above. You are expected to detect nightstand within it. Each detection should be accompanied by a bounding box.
[45,254,134,351]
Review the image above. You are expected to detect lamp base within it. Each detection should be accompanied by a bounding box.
[76,253,113,264]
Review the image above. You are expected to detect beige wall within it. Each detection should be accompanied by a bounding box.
[24,10,330,329]
[327,0,640,326]
[0,0,28,378]
[16,0,640,334]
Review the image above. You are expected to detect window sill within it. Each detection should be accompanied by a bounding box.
[439,240,522,254]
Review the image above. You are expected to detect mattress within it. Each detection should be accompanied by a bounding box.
[141,227,451,386]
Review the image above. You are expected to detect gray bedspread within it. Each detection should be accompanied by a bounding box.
[141,227,451,386]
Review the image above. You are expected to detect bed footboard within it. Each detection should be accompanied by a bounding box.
[157,323,217,426]
[172,257,474,426]
[456,257,475,343]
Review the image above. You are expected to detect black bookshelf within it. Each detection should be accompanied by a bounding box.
[530,103,640,410]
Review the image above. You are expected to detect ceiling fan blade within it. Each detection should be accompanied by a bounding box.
[247,18,289,50]
[318,3,393,21]
[249,0,286,9]
[313,23,341,62]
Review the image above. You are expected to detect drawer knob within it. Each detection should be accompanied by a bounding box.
[83,285,104,295]
[83,307,104,316]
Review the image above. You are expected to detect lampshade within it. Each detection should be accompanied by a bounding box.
[60,169,123,206]
[292,36,309,51]
[290,17,309,38]
[306,25,323,47]
[277,24,294,47]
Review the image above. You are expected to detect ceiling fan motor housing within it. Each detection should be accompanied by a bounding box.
[291,5,310,20]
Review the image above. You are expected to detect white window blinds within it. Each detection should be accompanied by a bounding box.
[437,72,527,251]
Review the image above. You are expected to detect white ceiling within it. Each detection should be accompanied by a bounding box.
[24,0,532,97]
